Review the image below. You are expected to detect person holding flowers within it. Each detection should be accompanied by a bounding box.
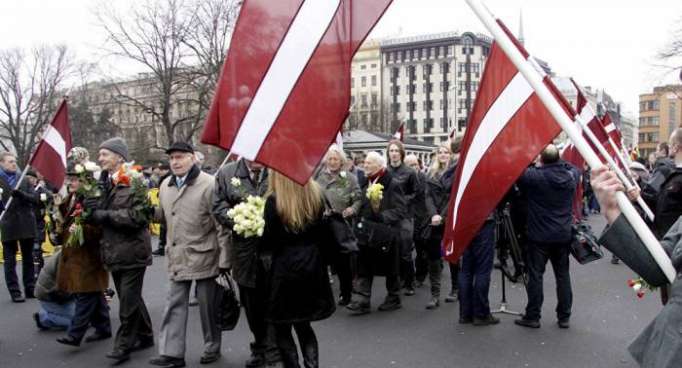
[346,151,407,315]
[148,142,226,368]
[315,144,362,306]
[52,161,111,348]
[213,157,282,368]
[84,137,154,364]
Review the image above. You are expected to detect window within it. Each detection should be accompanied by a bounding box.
[407,101,416,112]
[371,75,377,86]
[387,53,392,63]
[371,63,377,68]
[392,103,400,112]
[472,63,480,73]
[423,100,433,110]
[435,47,440,58]
[458,118,467,130]
[392,86,400,95]
[423,64,432,77]
[440,62,449,73]
[361,94,368,107]
[351,78,354,88]
[371,93,378,106]
[360,64,367,70]
[391,67,399,79]
[361,76,366,87]
[350,96,355,106]
[426,48,431,59]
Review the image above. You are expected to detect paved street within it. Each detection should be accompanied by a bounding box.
[0,215,662,368]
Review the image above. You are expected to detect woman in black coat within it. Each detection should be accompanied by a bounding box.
[423,143,454,309]
[260,170,335,368]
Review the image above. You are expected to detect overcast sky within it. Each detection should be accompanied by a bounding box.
[1,0,681,116]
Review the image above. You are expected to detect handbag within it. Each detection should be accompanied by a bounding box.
[215,272,240,331]
[355,218,396,253]
[322,196,359,253]
[569,222,604,265]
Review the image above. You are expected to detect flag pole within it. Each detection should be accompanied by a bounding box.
[466,0,675,283]
[573,109,655,221]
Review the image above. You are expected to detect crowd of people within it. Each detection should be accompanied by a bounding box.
[2,128,682,368]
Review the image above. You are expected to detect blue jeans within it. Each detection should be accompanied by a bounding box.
[39,300,75,330]
[458,221,495,319]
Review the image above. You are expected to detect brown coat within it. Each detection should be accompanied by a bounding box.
[56,195,109,293]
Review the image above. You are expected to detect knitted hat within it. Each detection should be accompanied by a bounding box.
[99,137,129,161]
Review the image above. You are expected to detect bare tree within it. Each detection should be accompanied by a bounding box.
[94,0,240,150]
[657,17,682,87]
[0,45,75,165]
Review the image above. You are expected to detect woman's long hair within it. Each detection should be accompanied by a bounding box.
[267,169,324,233]
[428,143,452,178]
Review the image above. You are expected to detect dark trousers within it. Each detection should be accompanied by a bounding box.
[448,262,460,293]
[334,253,355,300]
[67,292,112,341]
[111,267,153,352]
[158,222,167,251]
[399,221,415,288]
[458,221,495,319]
[414,239,428,283]
[524,241,573,321]
[239,284,280,363]
[2,238,35,296]
[274,322,318,368]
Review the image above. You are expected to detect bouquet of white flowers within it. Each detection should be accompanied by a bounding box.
[227,195,266,238]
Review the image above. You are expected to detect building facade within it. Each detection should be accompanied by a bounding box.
[380,32,492,145]
[638,85,682,158]
[348,40,382,132]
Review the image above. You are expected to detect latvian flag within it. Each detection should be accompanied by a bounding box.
[30,100,72,188]
[201,0,393,184]
[442,20,572,262]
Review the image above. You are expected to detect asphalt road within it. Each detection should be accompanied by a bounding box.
[0,215,662,368]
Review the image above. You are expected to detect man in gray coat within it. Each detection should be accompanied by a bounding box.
[149,142,227,367]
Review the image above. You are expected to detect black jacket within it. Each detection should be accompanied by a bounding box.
[212,159,268,287]
[356,170,407,276]
[260,195,335,324]
[387,162,419,218]
[424,168,455,240]
[93,171,153,271]
[651,167,682,239]
[0,174,38,242]
[518,161,579,244]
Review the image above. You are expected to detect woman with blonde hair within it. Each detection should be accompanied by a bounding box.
[261,170,335,368]
[423,143,455,309]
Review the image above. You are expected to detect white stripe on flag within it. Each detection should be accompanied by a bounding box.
[446,72,534,255]
[604,123,615,133]
[42,126,67,167]
[230,0,341,160]
[578,105,595,123]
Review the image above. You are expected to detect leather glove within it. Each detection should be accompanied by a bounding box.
[82,196,101,211]
[11,189,26,199]
[90,209,109,224]
[219,267,231,276]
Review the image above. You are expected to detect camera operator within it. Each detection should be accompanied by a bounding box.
[514,144,579,329]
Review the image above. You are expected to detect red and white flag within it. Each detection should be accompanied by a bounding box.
[570,79,617,160]
[392,121,405,141]
[30,99,73,188]
[442,20,571,262]
[601,112,623,150]
[201,0,393,184]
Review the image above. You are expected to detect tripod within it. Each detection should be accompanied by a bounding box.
[492,205,526,316]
